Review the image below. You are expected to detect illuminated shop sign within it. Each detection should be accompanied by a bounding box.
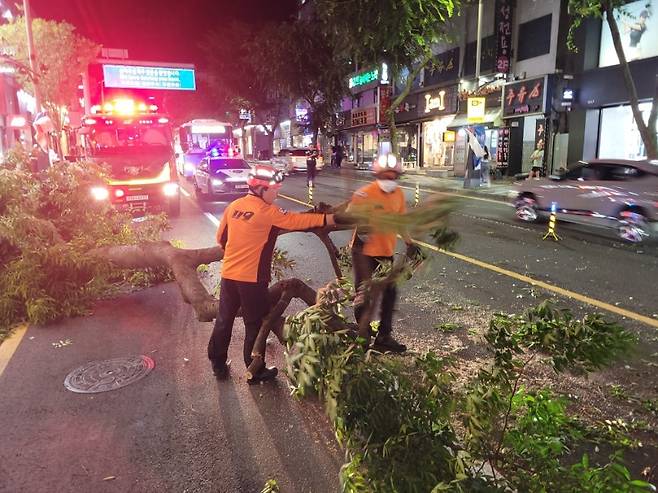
[348,68,379,89]
[503,76,547,117]
[420,85,458,117]
[425,91,446,113]
[467,97,486,123]
[103,64,196,91]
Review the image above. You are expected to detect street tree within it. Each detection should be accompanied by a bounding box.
[248,21,349,147]
[0,17,99,130]
[202,21,290,155]
[314,0,460,151]
[568,0,657,159]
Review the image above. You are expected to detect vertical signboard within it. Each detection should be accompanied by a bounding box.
[378,85,392,124]
[494,0,514,74]
[534,118,546,150]
[497,127,510,164]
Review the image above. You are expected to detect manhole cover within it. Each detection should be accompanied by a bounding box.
[64,355,155,393]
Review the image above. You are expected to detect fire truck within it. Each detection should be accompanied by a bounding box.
[77,98,181,217]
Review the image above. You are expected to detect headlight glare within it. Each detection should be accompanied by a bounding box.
[163,182,179,196]
[91,186,110,201]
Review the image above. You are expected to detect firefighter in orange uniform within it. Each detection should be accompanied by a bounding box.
[348,153,416,353]
[209,164,337,383]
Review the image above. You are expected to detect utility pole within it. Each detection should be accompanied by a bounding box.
[475,0,483,83]
[23,0,41,111]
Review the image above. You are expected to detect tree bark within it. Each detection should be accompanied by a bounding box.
[604,2,658,159]
[387,54,433,154]
[90,241,224,321]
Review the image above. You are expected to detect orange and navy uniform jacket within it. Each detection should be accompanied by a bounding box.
[216,194,327,283]
[348,181,406,258]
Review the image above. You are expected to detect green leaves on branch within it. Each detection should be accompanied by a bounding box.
[0,156,170,337]
[348,194,459,250]
[284,290,649,491]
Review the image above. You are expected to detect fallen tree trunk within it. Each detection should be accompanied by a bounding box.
[90,241,224,321]
[89,217,346,323]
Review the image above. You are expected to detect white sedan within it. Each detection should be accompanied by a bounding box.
[193,157,251,200]
[271,148,325,174]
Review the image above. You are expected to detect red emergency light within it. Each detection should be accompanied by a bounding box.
[90,98,159,116]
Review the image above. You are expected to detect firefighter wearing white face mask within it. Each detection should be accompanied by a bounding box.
[347,153,413,353]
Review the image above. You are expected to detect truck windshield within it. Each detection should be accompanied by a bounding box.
[87,126,171,155]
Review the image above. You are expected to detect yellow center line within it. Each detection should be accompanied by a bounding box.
[279,193,313,207]
[279,192,658,329]
[413,239,658,329]
[0,325,28,378]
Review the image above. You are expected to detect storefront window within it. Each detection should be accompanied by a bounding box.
[422,117,453,168]
[395,126,418,168]
[521,114,543,173]
[599,102,657,160]
[351,130,378,167]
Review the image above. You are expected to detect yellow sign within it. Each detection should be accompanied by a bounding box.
[467,97,486,123]
[443,130,456,143]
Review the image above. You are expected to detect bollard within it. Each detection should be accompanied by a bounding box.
[413,182,420,207]
[307,182,314,205]
[542,202,561,241]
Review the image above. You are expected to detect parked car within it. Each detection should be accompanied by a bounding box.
[512,159,658,242]
[193,156,251,200]
[271,148,325,174]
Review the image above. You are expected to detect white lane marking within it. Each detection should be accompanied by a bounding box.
[180,187,191,198]
[204,212,220,226]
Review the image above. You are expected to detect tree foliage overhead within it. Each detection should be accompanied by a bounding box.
[247,20,349,144]
[202,21,291,136]
[315,0,457,73]
[0,17,99,125]
[314,0,460,148]
[203,19,349,146]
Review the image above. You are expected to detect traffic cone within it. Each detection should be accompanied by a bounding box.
[413,182,420,207]
[543,202,561,241]
[307,182,314,205]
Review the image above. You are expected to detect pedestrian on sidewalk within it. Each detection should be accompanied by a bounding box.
[208,164,338,383]
[528,140,544,179]
[335,144,344,169]
[306,148,318,186]
[348,153,416,353]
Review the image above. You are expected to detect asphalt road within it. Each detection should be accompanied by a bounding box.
[1,168,656,492]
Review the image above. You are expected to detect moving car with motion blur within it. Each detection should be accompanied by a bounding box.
[271,148,325,174]
[512,159,658,242]
[193,156,251,201]
[78,98,180,217]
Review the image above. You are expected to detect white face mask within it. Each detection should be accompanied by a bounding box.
[376,179,398,193]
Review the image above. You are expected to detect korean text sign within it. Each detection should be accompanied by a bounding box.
[103,64,196,91]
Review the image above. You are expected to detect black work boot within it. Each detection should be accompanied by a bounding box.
[247,366,278,385]
[373,334,407,353]
[211,359,231,380]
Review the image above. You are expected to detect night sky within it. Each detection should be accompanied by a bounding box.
[30,0,299,67]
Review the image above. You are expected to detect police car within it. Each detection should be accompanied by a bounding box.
[193,156,251,200]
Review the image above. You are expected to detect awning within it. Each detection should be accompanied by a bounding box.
[447,108,502,129]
